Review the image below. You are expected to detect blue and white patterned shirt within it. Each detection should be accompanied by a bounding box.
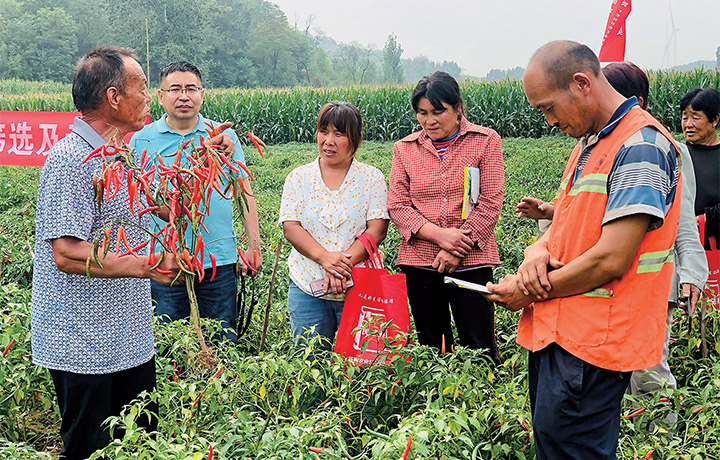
[31,117,154,374]
[575,97,678,231]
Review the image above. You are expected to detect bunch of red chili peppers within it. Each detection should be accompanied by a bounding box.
[84,125,266,286]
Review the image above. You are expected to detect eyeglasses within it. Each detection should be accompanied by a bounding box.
[160,87,203,96]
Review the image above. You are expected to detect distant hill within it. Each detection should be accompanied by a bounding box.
[669,60,718,72]
[312,33,463,84]
[482,66,525,81]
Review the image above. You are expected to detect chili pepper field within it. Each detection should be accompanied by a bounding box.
[2,136,720,459]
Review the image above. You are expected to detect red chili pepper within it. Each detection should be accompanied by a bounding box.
[181,249,193,269]
[216,151,241,173]
[207,444,213,460]
[209,253,217,282]
[115,227,124,254]
[624,408,645,418]
[2,338,14,357]
[247,131,266,158]
[197,262,205,283]
[208,366,223,382]
[205,121,224,138]
[102,227,112,256]
[172,360,178,382]
[390,379,402,396]
[236,179,257,197]
[125,181,139,215]
[234,160,255,181]
[692,405,703,414]
[400,435,413,460]
[119,231,142,258]
[182,138,193,149]
[253,250,258,269]
[194,233,204,261]
[309,447,324,453]
[238,247,257,274]
[119,240,149,258]
[645,450,653,460]
[81,145,106,164]
[35,391,39,404]
[138,206,161,217]
[192,390,205,409]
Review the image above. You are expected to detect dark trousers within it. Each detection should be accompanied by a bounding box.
[400,265,499,362]
[529,344,631,460]
[49,357,158,460]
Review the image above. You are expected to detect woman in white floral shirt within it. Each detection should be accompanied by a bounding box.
[279,101,389,348]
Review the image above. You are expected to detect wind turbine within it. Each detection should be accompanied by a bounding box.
[662,0,679,68]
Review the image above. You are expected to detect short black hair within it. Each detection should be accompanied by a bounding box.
[159,61,202,84]
[316,101,363,155]
[72,46,137,112]
[680,88,720,124]
[411,71,464,113]
[602,62,649,109]
[533,41,601,91]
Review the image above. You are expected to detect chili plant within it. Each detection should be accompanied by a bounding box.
[85,126,265,369]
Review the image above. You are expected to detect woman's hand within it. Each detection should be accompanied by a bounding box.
[516,197,554,220]
[319,251,353,280]
[323,271,350,295]
[434,227,473,257]
[432,249,461,273]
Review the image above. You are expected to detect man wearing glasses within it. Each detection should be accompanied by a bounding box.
[129,61,262,343]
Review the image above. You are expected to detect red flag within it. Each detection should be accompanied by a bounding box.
[599,0,632,62]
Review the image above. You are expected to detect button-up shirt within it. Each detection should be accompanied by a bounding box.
[389,117,504,268]
[279,158,389,298]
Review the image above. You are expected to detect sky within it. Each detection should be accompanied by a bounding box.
[270,0,720,78]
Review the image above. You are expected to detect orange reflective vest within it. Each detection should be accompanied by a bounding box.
[517,107,681,372]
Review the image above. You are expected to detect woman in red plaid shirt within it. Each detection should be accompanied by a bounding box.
[388,71,504,362]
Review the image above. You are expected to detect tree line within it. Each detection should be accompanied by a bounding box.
[0,0,463,88]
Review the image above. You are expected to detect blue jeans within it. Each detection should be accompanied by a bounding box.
[529,343,631,459]
[152,263,238,342]
[287,280,344,349]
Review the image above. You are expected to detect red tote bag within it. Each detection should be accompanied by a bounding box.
[334,233,411,366]
[699,215,720,309]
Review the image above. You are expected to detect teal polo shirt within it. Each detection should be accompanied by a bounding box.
[129,114,246,269]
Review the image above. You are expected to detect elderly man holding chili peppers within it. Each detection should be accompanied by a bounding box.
[30,47,234,460]
[129,61,262,343]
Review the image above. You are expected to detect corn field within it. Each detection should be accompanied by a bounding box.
[1,68,718,141]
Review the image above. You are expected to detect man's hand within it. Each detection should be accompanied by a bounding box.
[484,274,534,311]
[205,121,235,154]
[516,197,554,220]
[240,240,263,276]
[148,251,183,286]
[516,240,564,299]
[432,249,461,273]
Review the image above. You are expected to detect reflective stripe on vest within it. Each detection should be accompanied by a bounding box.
[637,247,675,274]
[568,173,608,196]
[581,287,614,298]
